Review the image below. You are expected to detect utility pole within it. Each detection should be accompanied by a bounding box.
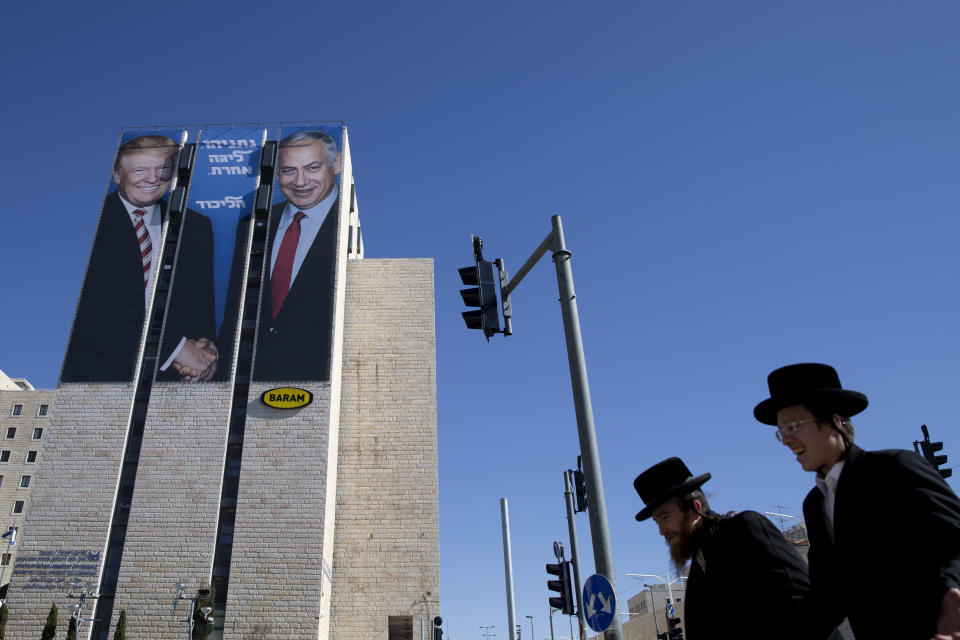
[494,215,621,640]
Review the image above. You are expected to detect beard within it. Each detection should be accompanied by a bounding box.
[666,513,699,575]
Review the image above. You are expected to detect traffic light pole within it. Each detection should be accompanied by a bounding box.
[563,470,586,640]
[502,215,622,640]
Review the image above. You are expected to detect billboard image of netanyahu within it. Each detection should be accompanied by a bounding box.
[61,132,219,383]
[253,127,343,382]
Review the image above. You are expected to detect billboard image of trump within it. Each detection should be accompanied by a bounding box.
[61,133,217,384]
[253,128,342,382]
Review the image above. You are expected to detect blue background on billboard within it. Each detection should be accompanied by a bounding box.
[189,127,263,332]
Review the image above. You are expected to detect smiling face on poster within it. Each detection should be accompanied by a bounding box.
[61,132,184,384]
[253,126,344,382]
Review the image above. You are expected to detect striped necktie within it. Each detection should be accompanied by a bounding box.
[133,209,152,288]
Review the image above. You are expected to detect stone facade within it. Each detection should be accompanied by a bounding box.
[331,259,440,639]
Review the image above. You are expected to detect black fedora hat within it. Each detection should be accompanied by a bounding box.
[753,363,868,426]
[633,457,710,522]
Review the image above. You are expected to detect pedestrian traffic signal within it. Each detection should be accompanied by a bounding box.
[917,424,952,479]
[546,561,574,615]
[433,616,443,640]
[459,235,501,339]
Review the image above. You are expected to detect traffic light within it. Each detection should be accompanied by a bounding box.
[917,424,952,479]
[667,615,683,640]
[546,560,574,615]
[459,235,501,339]
[432,616,443,640]
[573,456,587,513]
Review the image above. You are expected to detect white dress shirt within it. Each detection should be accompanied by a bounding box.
[815,459,845,538]
[269,186,338,288]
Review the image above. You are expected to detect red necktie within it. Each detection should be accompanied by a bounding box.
[270,212,305,319]
[133,209,152,289]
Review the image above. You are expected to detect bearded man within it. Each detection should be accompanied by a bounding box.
[634,457,839,639]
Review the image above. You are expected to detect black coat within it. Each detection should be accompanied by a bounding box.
[804,444,960,640]
[253,198,338,382]
[684,511,829,640]
[62,191,216,383]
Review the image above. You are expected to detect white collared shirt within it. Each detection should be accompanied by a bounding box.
[815,459,845,538]
[269,187,338,288]
[117,193,163,309]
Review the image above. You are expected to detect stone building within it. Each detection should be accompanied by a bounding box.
[0,370,52,596]
[3,124,439,640]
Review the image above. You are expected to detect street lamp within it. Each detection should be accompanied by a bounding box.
[526,615,534,640]
[480,624,496,640]
[67,581,99,633]
[174,582,212,640]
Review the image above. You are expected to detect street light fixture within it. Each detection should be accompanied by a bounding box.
[174,582,213,640]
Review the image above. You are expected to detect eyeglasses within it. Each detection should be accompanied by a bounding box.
[775,418,819,442]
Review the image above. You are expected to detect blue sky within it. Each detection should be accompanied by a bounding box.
[2,2,959,639]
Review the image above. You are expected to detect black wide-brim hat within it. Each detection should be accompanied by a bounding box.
[753,363,868,426]
[633,457,710,522]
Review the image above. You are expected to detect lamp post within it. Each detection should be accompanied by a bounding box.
[480,624,496,640]
[174,582,213,640]
[526,615,534,640]
[67,581,99,634]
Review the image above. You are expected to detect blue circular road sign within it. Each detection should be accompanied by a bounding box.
[582,574,617,632]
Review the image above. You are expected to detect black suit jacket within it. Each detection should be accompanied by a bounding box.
[62,191,216,383]
[684,511,828,640]
[253,198,338,382]
[155,207,217,381]
[803,444,960,640]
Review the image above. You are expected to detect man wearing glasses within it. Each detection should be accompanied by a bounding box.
[755,363,960,640]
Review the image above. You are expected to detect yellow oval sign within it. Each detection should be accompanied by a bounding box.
[261,387,313,409]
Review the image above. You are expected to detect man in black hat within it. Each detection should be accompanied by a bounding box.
[755,362,960,640]
[633,457,830,639]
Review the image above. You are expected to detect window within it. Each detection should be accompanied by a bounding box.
[0,451,9,463]
[10,405,21,416]
[37,404,48,416]
[32,428,43,440]
[0,475,4,487]
[19,476,30,488]
[5,428,15,439]
[25,451,37,463]
[12,501,23,514]
[0,554,9,566]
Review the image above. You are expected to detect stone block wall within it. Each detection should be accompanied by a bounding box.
[330,258,439,639]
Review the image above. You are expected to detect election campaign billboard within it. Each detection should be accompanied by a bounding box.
[61,130,187,383]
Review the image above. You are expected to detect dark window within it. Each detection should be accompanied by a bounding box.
[388,616,414,640]
[0,451,9,463]
[38,404,48,416]
[5,428,14,439]
[25,451,37,463]
[0,554,9,566]
[12,501,23,514]
[0,475,4,487]
[32,428,42,440]
[11,405,21,417]
[19,475,30,488]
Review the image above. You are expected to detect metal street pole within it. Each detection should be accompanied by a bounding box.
[549,606,555,640]
[562,471,586,639]
[527,615,535,640]
[491,215,621,639]
[501,499,517,640]
[549,215,621,640]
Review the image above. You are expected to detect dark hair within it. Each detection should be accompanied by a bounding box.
[679,489,727,522]
[806,403,856,449]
